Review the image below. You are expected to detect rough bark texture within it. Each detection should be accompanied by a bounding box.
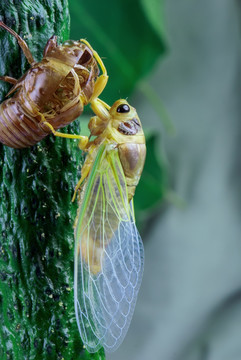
[0,1,105,359]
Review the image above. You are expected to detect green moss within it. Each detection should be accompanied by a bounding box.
[0,1,105,359]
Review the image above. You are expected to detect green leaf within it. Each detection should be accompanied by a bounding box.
[140,0,166,41]
[69,0,166,104]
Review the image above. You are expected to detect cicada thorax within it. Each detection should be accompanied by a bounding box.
[0,29,99,148]
[89,99,146,202]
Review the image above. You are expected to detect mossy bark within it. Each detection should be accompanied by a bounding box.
[0,1,105,359]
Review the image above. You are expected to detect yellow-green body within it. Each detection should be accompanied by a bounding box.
[73,99,146,353]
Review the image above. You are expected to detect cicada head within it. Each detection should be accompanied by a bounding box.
[108,99,144,138]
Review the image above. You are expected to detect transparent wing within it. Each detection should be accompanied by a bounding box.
[74,146,144,353]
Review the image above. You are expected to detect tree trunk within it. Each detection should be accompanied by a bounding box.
[0,1,105,359]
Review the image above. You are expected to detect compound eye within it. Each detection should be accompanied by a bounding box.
[116,104,130,113]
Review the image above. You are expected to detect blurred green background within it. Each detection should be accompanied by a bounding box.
[70,1,241,360]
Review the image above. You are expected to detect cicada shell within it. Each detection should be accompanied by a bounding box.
[0,22,107,148]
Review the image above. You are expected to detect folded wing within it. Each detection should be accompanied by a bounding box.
[74,146,144,353]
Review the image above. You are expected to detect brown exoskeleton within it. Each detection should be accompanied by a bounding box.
[0,22,108,148]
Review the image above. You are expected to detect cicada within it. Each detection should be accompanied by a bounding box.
[73,99,146,352]
[0,22,107,148]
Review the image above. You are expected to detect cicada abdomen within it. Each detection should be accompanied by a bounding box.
[0,22,107,148]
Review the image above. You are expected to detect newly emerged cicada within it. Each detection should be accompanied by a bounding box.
[73,98,146,352]
[0,22,108,148]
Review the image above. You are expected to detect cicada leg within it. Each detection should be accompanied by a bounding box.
[95,98,111,110]
[90,97,111,122]
[72,175,86,202]
[72,145,97,202]
[80,39,109,101]
[40,121,89,149]
[72,164,91,202]
[43,35,58,56]
[0,76,17,84]
[80,40,113,123]
[0,21,35,64]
